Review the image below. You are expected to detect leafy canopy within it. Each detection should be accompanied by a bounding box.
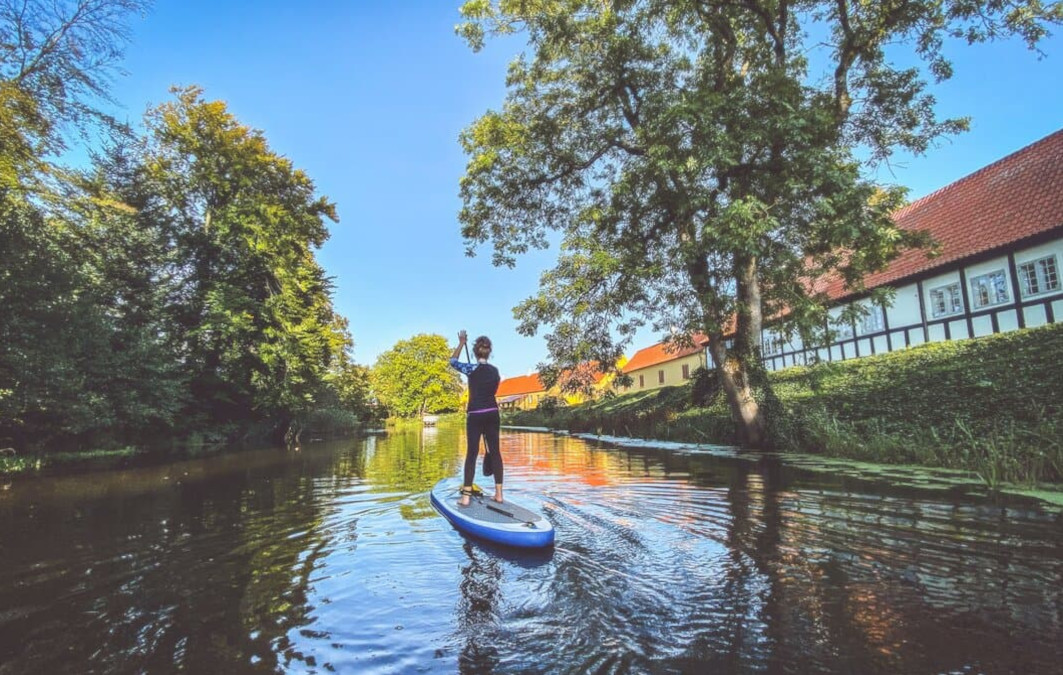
[457,0,1062,373]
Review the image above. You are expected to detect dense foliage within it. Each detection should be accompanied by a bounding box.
[370,334,464,419]
[457,0,1062,447]
[506,323,1063,487]
[0,1,374,453]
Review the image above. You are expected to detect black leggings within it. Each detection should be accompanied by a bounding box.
[465,410,502,487]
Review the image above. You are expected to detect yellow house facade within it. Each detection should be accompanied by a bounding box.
[619,337,709,393]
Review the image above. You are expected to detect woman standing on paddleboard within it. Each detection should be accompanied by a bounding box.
[450,330,503,507]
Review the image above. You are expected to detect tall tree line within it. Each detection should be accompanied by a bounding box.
[0,1,372,452]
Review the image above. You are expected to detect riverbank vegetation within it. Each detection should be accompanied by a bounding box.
[1,1,377,462]
[505,323,1063,488]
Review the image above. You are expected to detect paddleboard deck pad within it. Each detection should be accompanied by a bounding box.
[431,478,555,548]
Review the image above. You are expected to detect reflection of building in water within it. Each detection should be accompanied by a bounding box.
[754,486,1063,672]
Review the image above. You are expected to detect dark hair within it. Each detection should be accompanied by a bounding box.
[473,335,492,359]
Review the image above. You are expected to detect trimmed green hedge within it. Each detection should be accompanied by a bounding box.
[506,322,1063,486]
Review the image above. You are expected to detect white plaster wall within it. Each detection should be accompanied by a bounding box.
[1025,303,1049,327]
[886,282,923,327]
[949,319,969,339]
[997,308,1019,332]
[971,314,994,337]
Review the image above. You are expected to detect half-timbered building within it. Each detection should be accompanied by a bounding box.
[761,129,1063,371]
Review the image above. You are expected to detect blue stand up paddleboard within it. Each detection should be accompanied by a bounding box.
[431,478,555,549]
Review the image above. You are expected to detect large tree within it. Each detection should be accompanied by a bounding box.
[140,86,348,435]
[370,334,463,418]
[456,0,1061,447]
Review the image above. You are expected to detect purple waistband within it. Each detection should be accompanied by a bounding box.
[468,407,498,415]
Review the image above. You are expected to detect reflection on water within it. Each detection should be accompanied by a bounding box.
[0,424,1060,673]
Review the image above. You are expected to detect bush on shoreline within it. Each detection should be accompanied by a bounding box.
[505,322,1063,487]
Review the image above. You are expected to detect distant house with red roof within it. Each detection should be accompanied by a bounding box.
[620,335,709,392]
[496,373,547,410]
[497,361,621,410]
[761,129,1063,371]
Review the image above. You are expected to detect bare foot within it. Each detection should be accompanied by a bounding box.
[493,487,503,503]
[458,496,470,507]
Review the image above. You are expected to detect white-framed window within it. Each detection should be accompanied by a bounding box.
[658,369,664,384]
[969,270,1010,309]
[1018,255,1060,298]
[857,305,884,335]
[682,364,690,379]
[929,283,963,318]
[638,374,644,388]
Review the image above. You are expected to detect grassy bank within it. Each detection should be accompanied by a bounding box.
[506,322,1063,488]
[0,447,141,477]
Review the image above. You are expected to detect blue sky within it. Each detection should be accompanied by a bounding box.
[105,1,1063,378]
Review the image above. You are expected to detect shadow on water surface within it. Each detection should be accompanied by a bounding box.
[0,425,1060,674]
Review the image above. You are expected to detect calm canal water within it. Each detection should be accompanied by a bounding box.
[0,424,1060,674]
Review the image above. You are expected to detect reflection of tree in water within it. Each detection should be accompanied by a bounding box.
[363,424,464,510]
[130,465,338,672]
[0,452,341,673]
[456,540,503,674]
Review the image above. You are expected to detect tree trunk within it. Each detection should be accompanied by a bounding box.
[284,421,302,447]
[686,236,769,447]
[707,333,766,447]
[702,253,768,448]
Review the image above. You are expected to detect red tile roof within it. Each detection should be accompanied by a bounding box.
[622,335,708,373]
[823,129,1063,300]
[496,373,545,397]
